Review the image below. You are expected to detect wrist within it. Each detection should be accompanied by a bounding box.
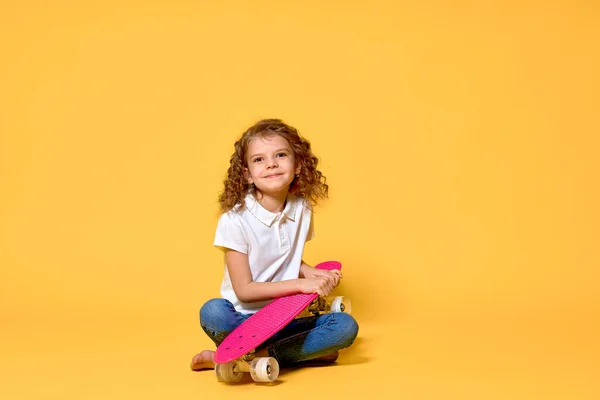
[300,263,311,278]
[295,279,302,293]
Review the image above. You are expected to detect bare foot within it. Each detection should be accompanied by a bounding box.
[190,350,215,371]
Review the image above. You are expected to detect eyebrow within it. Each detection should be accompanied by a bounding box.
[248,148,291,159]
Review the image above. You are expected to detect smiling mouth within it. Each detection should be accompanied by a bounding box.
[264,174,282,178]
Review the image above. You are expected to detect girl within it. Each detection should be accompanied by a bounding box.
[190,119,358,371]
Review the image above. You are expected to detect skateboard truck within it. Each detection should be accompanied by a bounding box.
[215,353,280,383]
[297,295,352,318]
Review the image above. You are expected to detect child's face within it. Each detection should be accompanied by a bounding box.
[243,134,300,199]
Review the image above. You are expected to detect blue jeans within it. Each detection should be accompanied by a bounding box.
[200,298,359,367]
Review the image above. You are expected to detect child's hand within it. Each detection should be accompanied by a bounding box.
[298,277,337,297]
[303,268,342,289]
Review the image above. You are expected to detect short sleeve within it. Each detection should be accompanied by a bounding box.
[213,212,248,254]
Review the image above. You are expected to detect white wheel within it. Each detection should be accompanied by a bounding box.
[215,362,243,383]
[330,296,351,314]
[249,357,279,382]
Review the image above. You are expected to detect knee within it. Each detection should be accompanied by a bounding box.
[199,298,231,326]
[333,312,359,348]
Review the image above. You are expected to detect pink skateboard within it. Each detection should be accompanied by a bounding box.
[214,261,351,383]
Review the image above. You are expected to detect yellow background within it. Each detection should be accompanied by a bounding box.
[1,1,598,399]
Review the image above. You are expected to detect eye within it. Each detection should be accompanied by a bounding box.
[276,152,287,158]
[253,157,263,163]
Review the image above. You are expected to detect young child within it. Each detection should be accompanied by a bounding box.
[190,118,358,371]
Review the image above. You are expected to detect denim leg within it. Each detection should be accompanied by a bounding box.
[264,312,359,367]
[199,298,251,347]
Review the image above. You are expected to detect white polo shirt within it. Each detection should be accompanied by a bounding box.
[214,193,314,314]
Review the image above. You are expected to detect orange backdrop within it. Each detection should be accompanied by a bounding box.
[1,1,598,399]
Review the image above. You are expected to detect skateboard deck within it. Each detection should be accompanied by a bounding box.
[214,260,342,364]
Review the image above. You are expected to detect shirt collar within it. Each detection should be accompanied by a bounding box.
[245,193,297,227]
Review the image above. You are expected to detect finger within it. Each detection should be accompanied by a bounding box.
[324,279,334,294]
[329,274,338,285]
[319,281,329,296]
[317,284,327,297]
[326,283,334,296]
[327,280,335,293]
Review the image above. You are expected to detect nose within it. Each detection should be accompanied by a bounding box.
[266,157,278,169]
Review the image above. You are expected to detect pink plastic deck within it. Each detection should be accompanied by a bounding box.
[214,261,342,364]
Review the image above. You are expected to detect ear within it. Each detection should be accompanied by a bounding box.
[243,167,253,184]
[295,163,301,175]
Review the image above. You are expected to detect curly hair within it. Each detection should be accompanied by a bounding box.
[218,119,328,213]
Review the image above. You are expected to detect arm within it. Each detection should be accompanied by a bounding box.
[299,260,313,278]
[226,251,337,302]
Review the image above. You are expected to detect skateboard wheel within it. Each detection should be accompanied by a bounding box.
[215,361,243,383]
[250,357,279,382]
[331,296,351,314]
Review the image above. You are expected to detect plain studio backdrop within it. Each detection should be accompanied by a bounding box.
[1,1,598,399]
